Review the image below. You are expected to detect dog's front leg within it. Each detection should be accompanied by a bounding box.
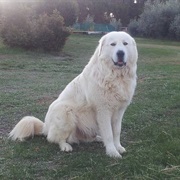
[112,108,126,154]
[97,110,122,158]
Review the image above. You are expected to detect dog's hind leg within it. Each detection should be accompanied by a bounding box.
[46,105,77,152]
[47,124,74,152]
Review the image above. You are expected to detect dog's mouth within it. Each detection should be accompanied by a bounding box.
[114,59,126,67]
[113,50,126,67]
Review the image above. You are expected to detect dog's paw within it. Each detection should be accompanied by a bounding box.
[59,142,73,152]
[95,135,102,142]
[106,147,122,158]
[116,145,126,154]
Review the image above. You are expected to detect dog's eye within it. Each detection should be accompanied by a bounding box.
[123,42,128,46]
[110,42,116,46]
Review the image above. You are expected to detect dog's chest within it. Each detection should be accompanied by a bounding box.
[103,78,136,105]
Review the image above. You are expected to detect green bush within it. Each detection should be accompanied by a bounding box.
[34,10,70,52]
[169,14,180,40]
[129,0,180,39]
[128,19,139,36]
[35,0,79,26]
[1,5,36,49]
[1,5,70,52]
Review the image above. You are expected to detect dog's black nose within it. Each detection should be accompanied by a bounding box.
[117,50,125,58]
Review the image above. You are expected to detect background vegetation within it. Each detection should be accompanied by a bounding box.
[0,0,179,52]
[0,3,70,52]
[0,34,180,179]
[128,0,180,40]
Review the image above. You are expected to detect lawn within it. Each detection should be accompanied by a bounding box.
[0,34,180,179]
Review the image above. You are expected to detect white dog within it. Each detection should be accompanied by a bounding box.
[9,31,138,158]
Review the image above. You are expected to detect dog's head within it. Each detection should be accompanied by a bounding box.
[98,31,138,68]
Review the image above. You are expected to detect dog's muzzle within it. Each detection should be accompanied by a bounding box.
[114,50,126,67]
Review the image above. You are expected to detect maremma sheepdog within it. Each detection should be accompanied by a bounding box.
[9,31,138,158]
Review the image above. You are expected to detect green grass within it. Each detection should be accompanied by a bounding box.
[0,34,180,179]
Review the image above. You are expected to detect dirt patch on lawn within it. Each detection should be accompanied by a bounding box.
[36,95,57,105]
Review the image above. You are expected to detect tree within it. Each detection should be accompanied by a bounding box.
[76,0,146,26]
[35,0,79,26]
[169,14,180,40]
[76,0,111,24]
[1,4,70,52]
[128,0,180,39]
[76,0,91,23]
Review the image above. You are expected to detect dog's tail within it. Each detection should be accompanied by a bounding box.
[9,116,44,141]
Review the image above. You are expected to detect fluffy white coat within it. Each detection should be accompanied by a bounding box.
[9,31,138,158]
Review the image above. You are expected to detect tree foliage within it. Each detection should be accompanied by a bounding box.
[35,0,79,26]
[169,14,180,40]
[76,0,145,26]
[3,0,180,46]
[1,3,70,52]
[1,4,35,49]
[34,10,70,51]
[128,0,180,39]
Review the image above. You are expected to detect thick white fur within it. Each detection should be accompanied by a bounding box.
[9,116,43,141]
[9,32,138,158]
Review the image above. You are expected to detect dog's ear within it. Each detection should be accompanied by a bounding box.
[98,36,105,56]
